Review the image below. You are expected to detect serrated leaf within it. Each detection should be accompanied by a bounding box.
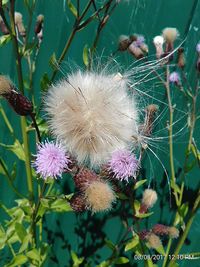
[5,254,27,267]
[83,45,89,66]
[125,235,139,251]
[0,34,11,46]
[19,234,32,253]
[114,257,129,264]
[133,179,147,190]
[40,196,73,212]
[67,0,77,17]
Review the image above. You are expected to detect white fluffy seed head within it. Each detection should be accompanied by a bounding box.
[84,180,116,213]
[142,189,157,208]
[162,27,179,43]
[45,70,139,166]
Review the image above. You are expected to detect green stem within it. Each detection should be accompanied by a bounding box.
[9,0,34,200]
[168,190,200,267]
[0,105,14,135]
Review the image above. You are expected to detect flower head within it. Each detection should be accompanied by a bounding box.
[108,149,139,182]
[169,71,180,84]
[118,35,130,51]
[0,75,12,95]
[196,43,200,53]
[145,233,162,249]
[33,140,71,179]
[167,226,179,238]
[135,35,145,47]
[142,189,157,209]
[162,27,179,43]
[14,12,26,37]
[84,180,116,213]
[153,36,164,59]
[45,70,138,166]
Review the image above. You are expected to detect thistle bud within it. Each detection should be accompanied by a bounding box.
[0,75,33,116]
[73,168,98,190]
[14,12,26,37]
[0,16,9,35]
[177,47,185,69]
[70,193,86,212]
[138,230,149,240]
[167,226,179,238]
[152,224,169,235]
[153,35,164,59]
[128,42,144,59]
[34,14,44,34]
[169,71,181,86]
[118,35,131,51]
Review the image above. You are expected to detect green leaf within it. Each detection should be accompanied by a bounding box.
[114,257,129,264]
[19,234,32,253]
[135,212,154,218]
[104,238,115,250]
[2,0,9,5]
[15,223,27,242]
[71,250,84,267]
[49,52,58,70]
[0,35,10,46]
[116,193,128,200]
[125,235,139,251]
[179,202,189,218]
[133,179,147,190]
[5,254,27,267]
[0,140,25,161]
[40,196,73,213]
[40,73,50,91]
[67,0,77,17]
[83,45,89,67]
[154,245,165,256]
[26,248,40,261]
[170,180,181,194]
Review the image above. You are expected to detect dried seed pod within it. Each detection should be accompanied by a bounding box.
[152,224,169,235]
[34,14,44,35]
[14,12,26,37]
[141,104,158,136]
[177,47,185,69]
[0,75,33,116]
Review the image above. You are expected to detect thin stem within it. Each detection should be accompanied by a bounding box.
[165,65,179,205]
[0,158,25,198]
[0,104,14,135]
[8,0,34,201]
[168,190,200,267]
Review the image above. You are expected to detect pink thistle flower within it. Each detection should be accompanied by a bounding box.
[108,149,139,182]
[169,71,180,85]
[33,140,71,179]
[135,35,145,47]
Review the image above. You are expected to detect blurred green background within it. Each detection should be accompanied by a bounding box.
[0,0,200,266]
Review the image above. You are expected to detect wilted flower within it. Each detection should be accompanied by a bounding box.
[0,75,12,95]
[162,27,179,57]
[153,35,165,59]
[177,47,185,69]
[108,149,139,182]
[169,71,180,85]
[167,226,179,238]
[140,189,157,213]
[33,140,71,179]
[34,14,44,34]
[145,233,162,249]
[45,70,139,166]
[84,180,116,213]
[128,42,144,58]
[14,12,26,37]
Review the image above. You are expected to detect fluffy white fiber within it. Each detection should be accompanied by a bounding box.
[45,70,139,166]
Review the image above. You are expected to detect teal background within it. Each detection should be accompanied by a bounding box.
[0,0,200,266]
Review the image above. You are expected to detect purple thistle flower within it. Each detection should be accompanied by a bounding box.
[196,43,200,53]
[135,35,145,47]
[33,140,71,179]
[108,149,139,182]
[169,71,180,84]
